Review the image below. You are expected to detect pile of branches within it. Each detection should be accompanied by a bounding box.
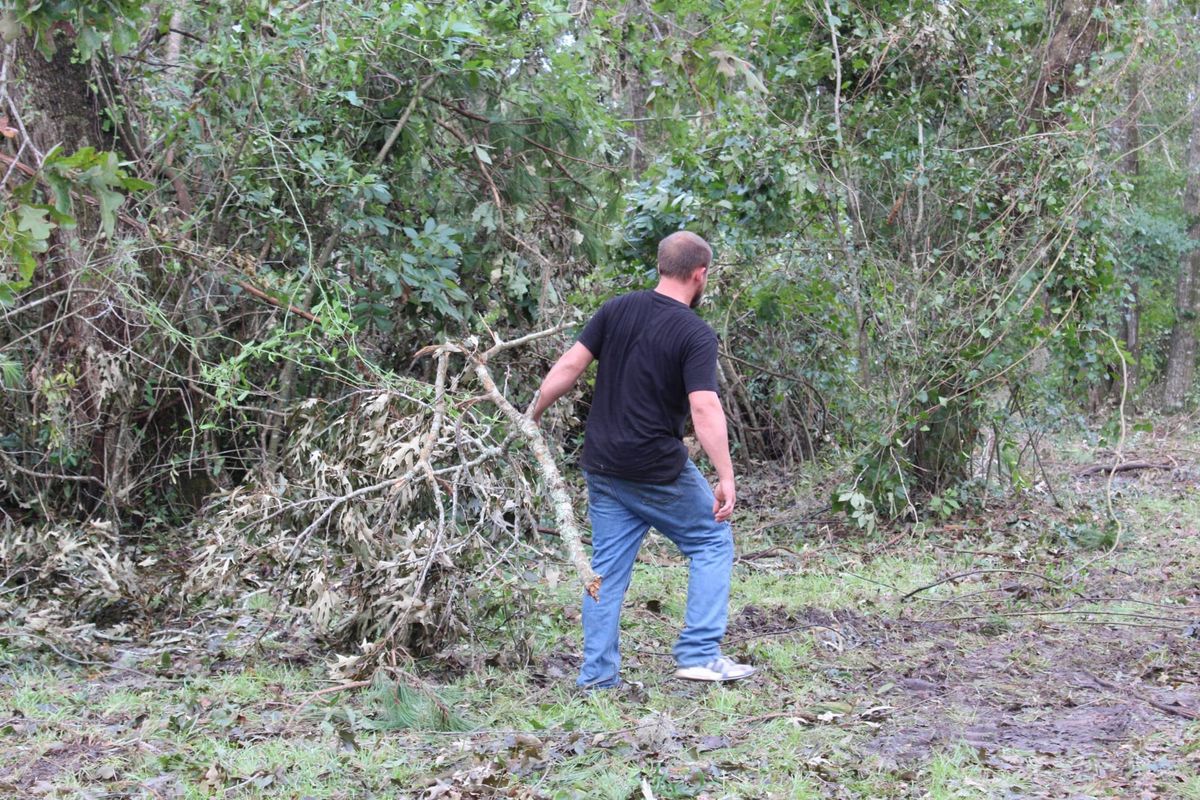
[1,330,595,679]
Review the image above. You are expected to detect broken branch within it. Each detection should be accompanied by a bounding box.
[1075,460,1175,478]
[423,331,599,599]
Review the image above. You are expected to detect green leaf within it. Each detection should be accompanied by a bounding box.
[46,174,73,216]
[448,19,481,36]
[77,27,103,59]
[96,188,124,238]
[15,249,37,282]
[16,205,53,242]
[110,22,140,55]
[119,176,155,192]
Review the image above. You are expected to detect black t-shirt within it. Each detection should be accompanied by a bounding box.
[577,290,720,483]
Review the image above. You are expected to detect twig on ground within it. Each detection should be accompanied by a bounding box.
[900,568,1062,601]
[913,608,1187,628]
[842,571,900,592]
[745,506,834,536]
[1075,460,1176,478]
[928,543,1013,558]
[299,680,373,700]
[284,679,373,725]
[864,528,911,560]
[1082,671,1200,721]
[724,623,844,646]
[933,606,1189,623]
[735,546,804,562]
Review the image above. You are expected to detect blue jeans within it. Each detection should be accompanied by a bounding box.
[578,460,734,688]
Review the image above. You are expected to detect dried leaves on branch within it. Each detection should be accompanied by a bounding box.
[2,328,592,680]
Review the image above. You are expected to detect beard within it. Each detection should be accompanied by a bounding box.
[689,285,704,309]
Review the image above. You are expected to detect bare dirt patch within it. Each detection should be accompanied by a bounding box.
[731,603,1200,765]
[531,648,580,686]
[0,733,126,794]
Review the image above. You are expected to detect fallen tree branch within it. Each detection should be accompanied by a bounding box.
[470,348,600,600]
[483,323,571,358]
[1075,460,1175,478]
[419,332,600,600]
[735,546,803,562]
[238,327,595,673]
[1082,671,1200,721]
[901,568,1062,601]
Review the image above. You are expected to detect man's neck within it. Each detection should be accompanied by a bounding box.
[654,280,693,306]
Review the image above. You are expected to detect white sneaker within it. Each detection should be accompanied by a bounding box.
[674,656,756,682]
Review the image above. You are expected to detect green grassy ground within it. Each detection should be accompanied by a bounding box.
[2,428,1199,799]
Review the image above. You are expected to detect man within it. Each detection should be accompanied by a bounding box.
[532,231,755,688]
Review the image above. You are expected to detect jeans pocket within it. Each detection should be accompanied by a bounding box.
[632,476,687,510]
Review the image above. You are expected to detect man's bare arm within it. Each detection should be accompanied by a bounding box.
[531,342,594,422]
[689,389,736,522]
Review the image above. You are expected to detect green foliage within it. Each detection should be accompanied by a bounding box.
[926,488,963,520]
[43,146,152,236]
[0,146,148,305]
[0,198,52,304]
[604,0,1147,517]
[0,355,21,389]
[145,0,620,354]
[1110,208,1199,388]
[3,0,147,58]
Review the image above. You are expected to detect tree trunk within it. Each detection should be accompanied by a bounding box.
[3,30,125,513]
[1163,249,1200,409]
[622,36,648,172]
[9,34,113,158]
[1028,0,1111,127]
[1162,73,1200,410]
[1115,70,1143,397]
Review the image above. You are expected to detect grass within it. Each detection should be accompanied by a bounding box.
[3,435,1199,799]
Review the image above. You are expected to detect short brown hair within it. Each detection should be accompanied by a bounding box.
[657,231,712,279]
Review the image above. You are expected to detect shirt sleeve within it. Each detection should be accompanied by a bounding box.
[577,301,608,358]
[681,328,720,394]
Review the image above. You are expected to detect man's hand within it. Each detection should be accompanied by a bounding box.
[713,477,736,522]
